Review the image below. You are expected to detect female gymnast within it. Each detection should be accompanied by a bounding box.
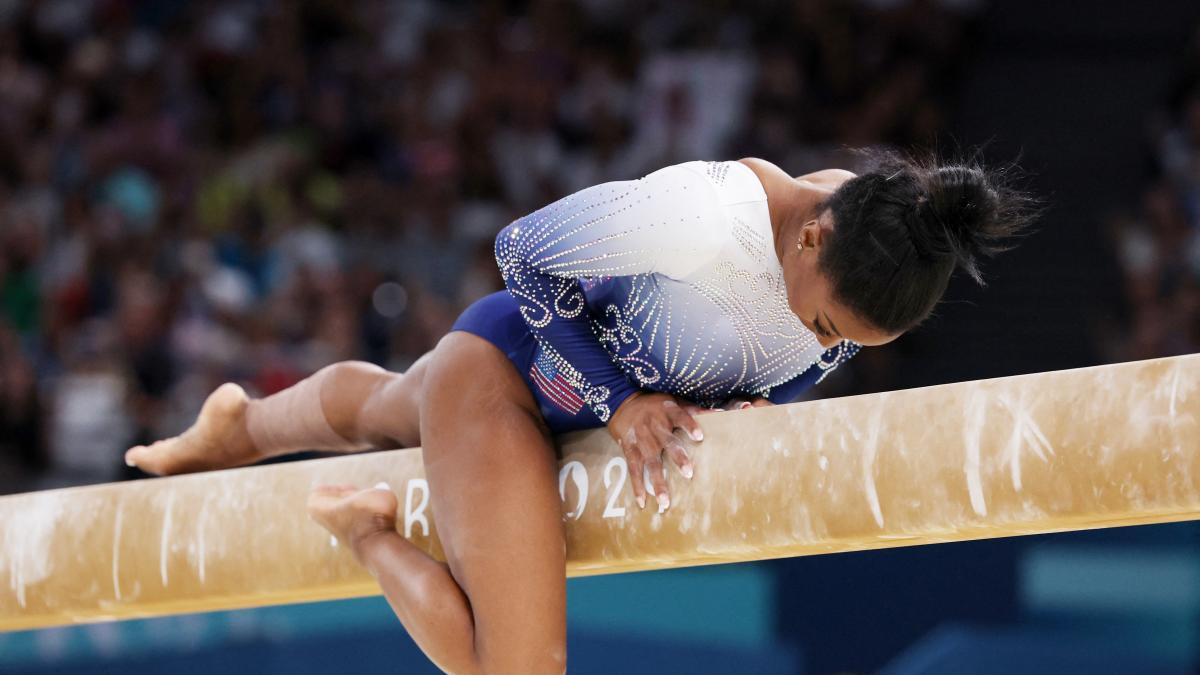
[125,149,1032,674]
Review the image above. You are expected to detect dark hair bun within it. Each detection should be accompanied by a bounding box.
[820,146,1039,333]
[871,148,1037,284]
[914,164,1005,283]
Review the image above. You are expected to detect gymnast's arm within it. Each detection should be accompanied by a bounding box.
[493,161,729,423]
[758,342,863,405]
[759,365,823,405]
[493,162,728,507]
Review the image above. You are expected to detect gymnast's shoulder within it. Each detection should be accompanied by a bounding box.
[735,157,856,194]
[729,157,854,184]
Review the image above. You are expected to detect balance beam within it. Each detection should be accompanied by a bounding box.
[1,355,1197,631]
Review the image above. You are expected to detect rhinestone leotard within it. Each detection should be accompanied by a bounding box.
[492,160,860,423]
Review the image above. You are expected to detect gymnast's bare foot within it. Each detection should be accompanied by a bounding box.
[308,484,399,561]
[124,383,259,475]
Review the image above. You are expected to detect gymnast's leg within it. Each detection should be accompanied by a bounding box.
[309,331,567,674]
[125,353,432,475]
[126,330,567,671]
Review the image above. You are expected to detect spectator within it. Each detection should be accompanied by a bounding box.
[0,0,984,492]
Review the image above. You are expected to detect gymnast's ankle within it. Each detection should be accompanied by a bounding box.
[348,515,400,565]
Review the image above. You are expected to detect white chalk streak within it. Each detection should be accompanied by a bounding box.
[1170,364,1180,419]
[112,505,125,602]
[963,393,988,517]
[160,492,175,587]
[861,396,886,528]
[196,503,207,585]
[1005,412,1024,492]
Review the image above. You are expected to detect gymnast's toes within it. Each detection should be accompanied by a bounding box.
[124,382,255,475]
[124,438,181,475]
[307,484,400,552]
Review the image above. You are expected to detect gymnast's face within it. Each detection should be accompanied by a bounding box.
[783,211,899,350]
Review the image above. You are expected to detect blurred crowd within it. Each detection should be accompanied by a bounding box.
[0,0,983,492]
[1101,25,1200,364]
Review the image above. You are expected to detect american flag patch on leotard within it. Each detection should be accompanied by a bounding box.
[529,350,584,415]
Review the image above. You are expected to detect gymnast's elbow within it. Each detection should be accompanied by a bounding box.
[493,218,534,281]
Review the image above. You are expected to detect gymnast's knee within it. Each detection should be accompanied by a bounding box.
[313,360,395,439]
[317,360,389,385]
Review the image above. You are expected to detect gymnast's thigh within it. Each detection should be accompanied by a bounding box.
[418,331,567,673]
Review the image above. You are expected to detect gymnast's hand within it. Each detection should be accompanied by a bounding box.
[720,396,774,410]
[607,391,705,513]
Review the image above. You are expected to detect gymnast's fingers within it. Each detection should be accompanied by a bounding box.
[620,429,647,509]
[645,420,679,506]
[659,404,696,475]
[715,397,748,411]
[662,433,693,480]
[663,398,704,442]
[750,397,774,408]
[642,450,670,513]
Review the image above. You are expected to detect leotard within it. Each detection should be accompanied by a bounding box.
[450,160,860,434]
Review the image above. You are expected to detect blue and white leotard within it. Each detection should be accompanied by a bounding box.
[451,160,860,434]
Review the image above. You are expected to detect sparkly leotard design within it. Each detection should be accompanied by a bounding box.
[491,160,860,424]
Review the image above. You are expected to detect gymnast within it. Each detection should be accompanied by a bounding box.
[125,149,1032,674]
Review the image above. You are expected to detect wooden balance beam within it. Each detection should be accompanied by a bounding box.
[1,354,1196,631]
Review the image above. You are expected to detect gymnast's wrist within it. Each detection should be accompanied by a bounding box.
[608,390,644,430]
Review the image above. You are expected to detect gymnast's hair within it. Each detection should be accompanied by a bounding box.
[820,147,1039,334]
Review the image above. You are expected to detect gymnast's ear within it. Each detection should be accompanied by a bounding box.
[798,209,833,250]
